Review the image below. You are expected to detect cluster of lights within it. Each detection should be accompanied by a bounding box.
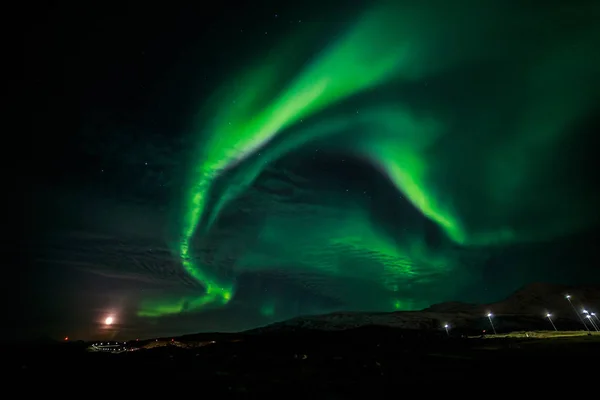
[92,342,127,346]
[565,294,599,332]
[89,341,129,353]
[582,309,599,331]
[440,295,599,338]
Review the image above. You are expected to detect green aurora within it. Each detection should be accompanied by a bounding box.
[138,0,600,318]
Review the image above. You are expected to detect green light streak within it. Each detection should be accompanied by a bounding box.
[175,3,436,310]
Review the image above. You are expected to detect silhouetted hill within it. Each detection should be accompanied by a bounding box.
[248,282,600,334]
[426,282,600,315]
[486,282,600,315]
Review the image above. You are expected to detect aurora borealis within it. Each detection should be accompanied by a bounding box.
[136,0,600,317]
[24,0,600,340]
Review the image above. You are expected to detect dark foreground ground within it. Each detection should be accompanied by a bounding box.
[6,327,600,393]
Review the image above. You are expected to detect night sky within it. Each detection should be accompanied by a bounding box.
[18,0,600,341]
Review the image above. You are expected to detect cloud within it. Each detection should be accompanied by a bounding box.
[39,230,198,288]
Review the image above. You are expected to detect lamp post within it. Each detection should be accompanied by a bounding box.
[444,324,450,336]
[586,315,599,332]
[546,313,557,331]
[565,295,589,331]
[487,313,497,335]
[583,310,598,331]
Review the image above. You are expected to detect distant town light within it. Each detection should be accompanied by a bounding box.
[105,316,114,325]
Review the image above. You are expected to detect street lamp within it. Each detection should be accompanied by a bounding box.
[591,312,600,325]
[586,315,599,332]
[444,323,450,336]
[487,312,497,335]
[546,313,557,331]
[565,295,589,331]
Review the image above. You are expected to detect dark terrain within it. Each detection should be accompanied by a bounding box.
[7,282,600,392]
[7,327,600,392]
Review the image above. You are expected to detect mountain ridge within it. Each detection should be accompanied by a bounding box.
[246,282,600,334]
